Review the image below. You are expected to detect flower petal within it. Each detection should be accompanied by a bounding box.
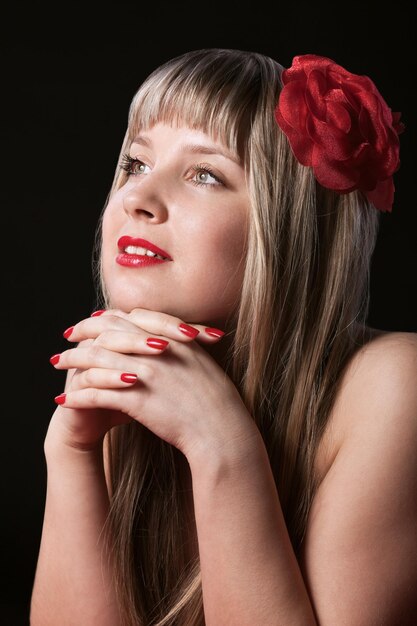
[274,54,404,212]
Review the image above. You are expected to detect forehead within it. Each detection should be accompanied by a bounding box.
[130,123,242,165]
[127,89,245,160]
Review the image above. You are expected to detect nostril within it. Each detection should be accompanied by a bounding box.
[137,209,155,218]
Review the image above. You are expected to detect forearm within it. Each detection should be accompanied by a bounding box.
[30,438,121,626]
[189,429,317,626]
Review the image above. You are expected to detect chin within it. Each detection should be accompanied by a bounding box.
[106,283,237,326]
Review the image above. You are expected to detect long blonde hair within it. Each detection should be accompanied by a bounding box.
[93,48,380,625]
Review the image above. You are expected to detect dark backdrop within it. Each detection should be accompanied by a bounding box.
[2,3,416,624]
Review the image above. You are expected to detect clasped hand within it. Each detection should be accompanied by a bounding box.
[48,308,257,464]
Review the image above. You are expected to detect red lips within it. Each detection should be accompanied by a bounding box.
[117,236,172,260]
[116,235,172,268]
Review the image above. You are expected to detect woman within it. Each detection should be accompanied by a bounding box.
[31,48,417,625]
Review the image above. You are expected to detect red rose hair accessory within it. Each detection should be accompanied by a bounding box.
[274,54,405,212]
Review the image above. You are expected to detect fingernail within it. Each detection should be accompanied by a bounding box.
[63,326,74,339]
[50,354,61,365]
[121,373,138,384]
[179,323,200,338]
[54,393,66,405]
[146,338,169,350]
[91,310,106,317]
[204,327,225,338]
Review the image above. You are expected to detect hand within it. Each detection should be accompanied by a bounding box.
[48,308,257,461]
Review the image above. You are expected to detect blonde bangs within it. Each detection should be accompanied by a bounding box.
[124,49,275,160]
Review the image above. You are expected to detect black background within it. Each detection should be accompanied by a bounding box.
[2,3,416,624]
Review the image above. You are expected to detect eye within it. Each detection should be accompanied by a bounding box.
[119,154,151,176]
[190,164,223,187]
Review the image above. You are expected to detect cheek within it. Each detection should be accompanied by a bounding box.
[187,209,248,302]
[101,197,124,241]
[101,201,119,237]
[100,206,121,279]
[205,207,247,268]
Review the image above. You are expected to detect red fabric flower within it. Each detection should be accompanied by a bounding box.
[274,55,405,212]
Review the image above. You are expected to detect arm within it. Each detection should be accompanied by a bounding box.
[189,332,417,626]
[41,311,415,623]
[189,430,317,626]
[30,414,123,626]
[30,309,224,625]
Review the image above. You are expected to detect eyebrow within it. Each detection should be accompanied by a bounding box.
[132,135,241,165]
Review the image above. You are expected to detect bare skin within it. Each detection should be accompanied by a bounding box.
[32,309,417,625]
[30,121,417,624]
[299,327,417,624]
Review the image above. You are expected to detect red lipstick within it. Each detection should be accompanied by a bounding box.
[116,236,172,268]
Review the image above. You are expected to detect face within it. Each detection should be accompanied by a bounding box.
[101,123,250,327]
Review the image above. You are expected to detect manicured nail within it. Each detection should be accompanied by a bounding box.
[63,326,74,339]
[54,393,66,405]
[91,309,106,317]
[50,354,61,365]
[179,323,200,338]
[205,327,225,338]
[146,338,169,350]
[121,373,138,384]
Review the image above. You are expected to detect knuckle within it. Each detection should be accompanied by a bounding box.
[87,345,104,363]
[106,314,127,328]
[93,330,114,346]
[161,313,183,334]
[106,309,130,324]
[78,337,94,348]
[83,369,95,386]
[107,307,126,317]
[139,362,152,379]
[87,388,100,405]
[92,334,105,347]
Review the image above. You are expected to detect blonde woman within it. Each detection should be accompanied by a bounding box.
[31,48,416,625]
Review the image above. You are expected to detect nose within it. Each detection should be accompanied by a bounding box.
[122,175,169,223]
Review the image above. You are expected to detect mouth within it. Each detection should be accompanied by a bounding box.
[116,235,172,268]
[117,236,172,261]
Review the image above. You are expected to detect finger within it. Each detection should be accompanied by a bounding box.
[62,312,142,343]
[116,307,202,341]
[63,308,226,345]
[62,320,171,354]
[122,308,226,343]
[54,387,141,415]
[92,330,170,354]
[50,345,153,376]
[186,324,226,343]
[62,309,201,345]
[68,367,139,391]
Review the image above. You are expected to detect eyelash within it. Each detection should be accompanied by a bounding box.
[119,153,223,187]
[190,163,223,187]
[119,154,144,175]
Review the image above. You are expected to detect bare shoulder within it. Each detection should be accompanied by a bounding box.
[340,327,417,423]
[315,328,417,478]
[346,326,417,380]
[302,328,417,624]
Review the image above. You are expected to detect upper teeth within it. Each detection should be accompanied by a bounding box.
[124,245,166,260]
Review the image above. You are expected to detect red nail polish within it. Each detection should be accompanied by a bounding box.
[91,309,106,317]
[63,326,74,339]
[121,372,138,384]
[50,354,61,365]
[179,323,200,338]
[146,338,169,350]
[54,393,66,405]
[205,327,225,338]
